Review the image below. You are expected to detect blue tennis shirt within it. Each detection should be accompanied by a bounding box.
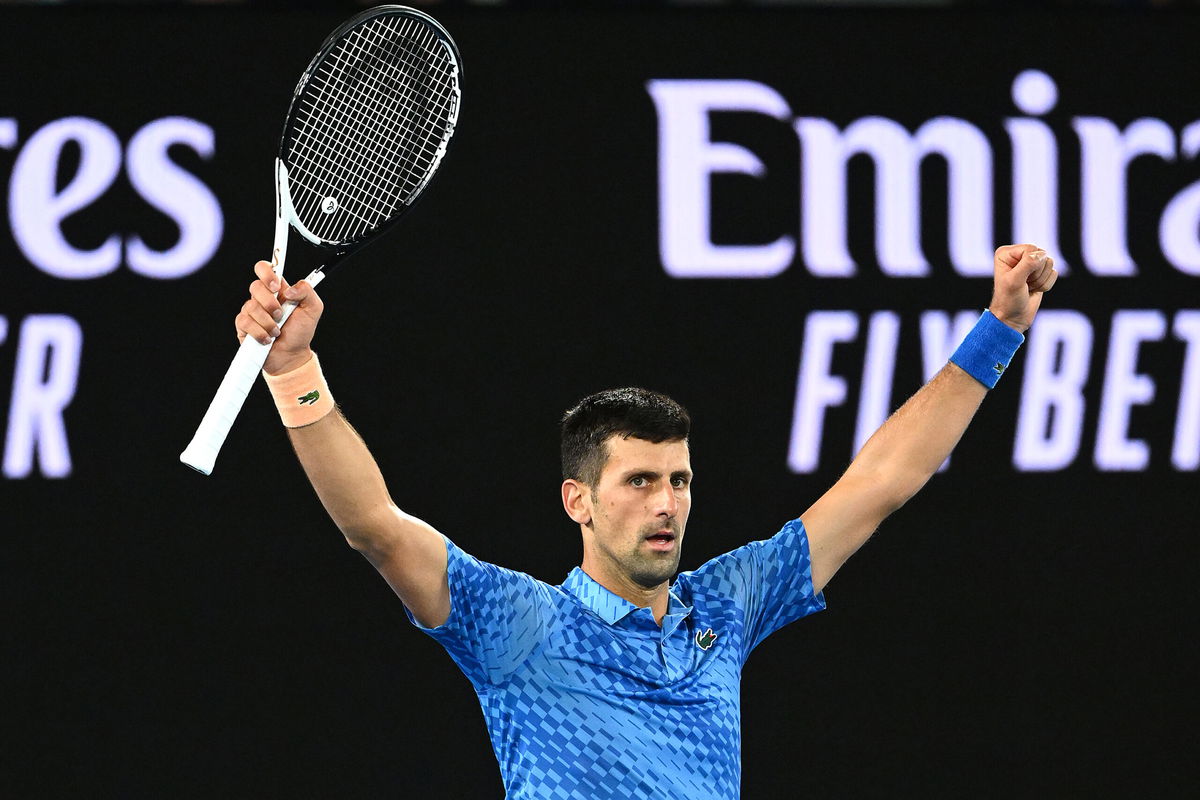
[409,518,825,799]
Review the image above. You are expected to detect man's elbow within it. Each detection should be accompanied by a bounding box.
[852,465,926,522]
[337,504,403,558]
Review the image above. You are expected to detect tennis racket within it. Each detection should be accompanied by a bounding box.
[180,5,462,475]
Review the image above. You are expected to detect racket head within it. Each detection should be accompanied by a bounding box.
[278,5,462,249]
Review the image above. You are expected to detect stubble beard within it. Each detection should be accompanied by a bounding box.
[626,551,681,589]
[623,521,683,589]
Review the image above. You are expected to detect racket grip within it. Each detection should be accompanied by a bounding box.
[179,335,276,475]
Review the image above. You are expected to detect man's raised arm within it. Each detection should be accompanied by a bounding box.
[801,244,1058,593]
[237,260,450,627]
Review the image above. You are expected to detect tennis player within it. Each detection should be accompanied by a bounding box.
[238,243,1055,799]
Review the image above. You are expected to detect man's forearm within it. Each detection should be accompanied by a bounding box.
[846,362,987,509]
[287,407,396,547]
[804,360,990,591]
[847,306,1027,509]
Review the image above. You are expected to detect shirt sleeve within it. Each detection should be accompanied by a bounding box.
[687,517,826,661]
[405,536,554,688]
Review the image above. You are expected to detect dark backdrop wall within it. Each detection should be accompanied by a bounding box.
[2,5,1196,796]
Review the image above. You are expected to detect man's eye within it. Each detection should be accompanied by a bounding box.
[630,476,646,487]
[671,477,687,488]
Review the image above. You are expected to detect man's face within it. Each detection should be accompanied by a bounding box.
[582,435,693,590]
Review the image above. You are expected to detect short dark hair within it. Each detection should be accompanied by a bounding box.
[560,388,691,487]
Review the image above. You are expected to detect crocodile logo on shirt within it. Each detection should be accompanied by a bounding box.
[297,390,321,405]
[993,362,1006,376]
[695,627,718,650]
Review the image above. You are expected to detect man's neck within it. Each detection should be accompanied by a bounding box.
[581,565,670,625]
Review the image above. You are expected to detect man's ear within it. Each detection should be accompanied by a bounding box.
[562,479,593,525]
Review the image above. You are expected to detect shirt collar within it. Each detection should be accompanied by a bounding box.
[562,567,693,630]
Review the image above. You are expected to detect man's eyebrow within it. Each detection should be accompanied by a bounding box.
[618,468,693,481]
[621,469,660,479]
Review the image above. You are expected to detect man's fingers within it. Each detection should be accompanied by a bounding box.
[236,299,278,346]
[282,280,307,302]
[1008,248,1049,283]
[1026,256,1053,289]
[249,279,283,321]
[995,243,1039,271]
[1030,268,1059,295]
[248,303,281,339]
[253,260,280,292]
[282,280,324,314]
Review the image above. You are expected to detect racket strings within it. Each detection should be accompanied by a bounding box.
[333,20,454,211]
[291,24,452,237]
[311,24,441,202]
[285,13,459,243]
[377,18,457,183]
[291,21,452,231]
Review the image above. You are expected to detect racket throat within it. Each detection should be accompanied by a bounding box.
[272,160,294,274]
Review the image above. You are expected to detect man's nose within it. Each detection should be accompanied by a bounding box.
[657,483,678,517]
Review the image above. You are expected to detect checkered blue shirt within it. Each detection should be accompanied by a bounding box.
[409,518,825,799]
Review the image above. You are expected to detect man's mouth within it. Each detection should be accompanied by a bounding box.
[644,530,677,549]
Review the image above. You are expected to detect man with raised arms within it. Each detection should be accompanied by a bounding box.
[237,244,1056,799]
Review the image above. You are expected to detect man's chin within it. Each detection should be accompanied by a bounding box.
[630,553,682,588]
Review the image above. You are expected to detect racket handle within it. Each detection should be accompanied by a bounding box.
[179,268,325,476]
[179,335,277,475]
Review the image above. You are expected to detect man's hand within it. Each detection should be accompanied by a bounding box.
[988,244,1058,334]
[235,260,325,375]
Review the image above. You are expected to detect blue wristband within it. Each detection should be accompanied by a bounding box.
[949,310,1025,389]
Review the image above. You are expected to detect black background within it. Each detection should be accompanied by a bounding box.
[2,5,1197,796]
